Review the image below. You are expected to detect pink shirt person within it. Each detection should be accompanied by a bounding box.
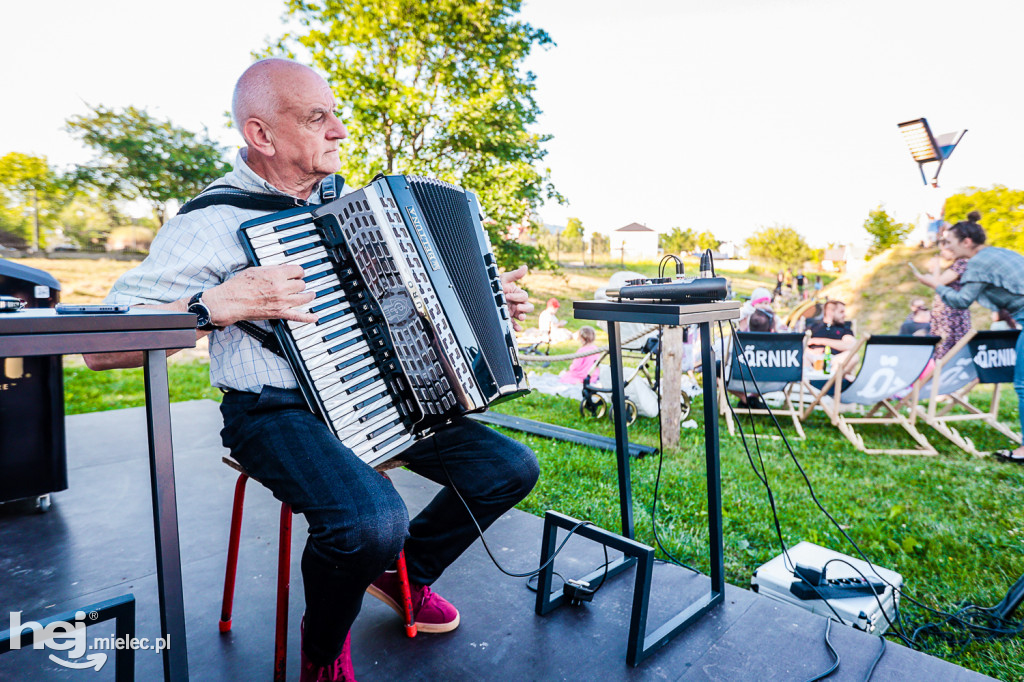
[559,326,600,384]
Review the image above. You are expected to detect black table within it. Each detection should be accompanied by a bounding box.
[0,308,197,682]
[536,299,740,665]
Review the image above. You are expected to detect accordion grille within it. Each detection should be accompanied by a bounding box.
[407,177,516,390]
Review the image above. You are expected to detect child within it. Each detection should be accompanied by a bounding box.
[559,326,601,384]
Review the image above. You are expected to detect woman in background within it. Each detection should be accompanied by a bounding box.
[928,213,977,358]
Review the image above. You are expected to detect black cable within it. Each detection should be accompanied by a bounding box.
[864,636,885,682]
[717,317,1024,652]
[717,319,849,626]
[430,439,593,580]
[649,324,700,574]
[803,618,840,682]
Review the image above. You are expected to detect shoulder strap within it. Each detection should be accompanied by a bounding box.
[178,188,305,215]
[235,320,287,359]
[178,174,345,215]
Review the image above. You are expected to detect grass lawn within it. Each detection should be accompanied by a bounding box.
[63,360,1023,680]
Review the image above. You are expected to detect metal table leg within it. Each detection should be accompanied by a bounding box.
[699,322,725,594]
[606,321,634,539]
[143,350,189,681]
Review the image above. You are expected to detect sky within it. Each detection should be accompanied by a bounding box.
[3,0,1024,247]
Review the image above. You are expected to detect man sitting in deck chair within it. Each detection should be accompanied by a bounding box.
[719,328,809,439]
[906,329,1022,456]
[802,335,940,455]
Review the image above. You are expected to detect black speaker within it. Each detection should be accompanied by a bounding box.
[0,259,66,505]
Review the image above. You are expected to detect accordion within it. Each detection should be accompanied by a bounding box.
[239,175,529,467]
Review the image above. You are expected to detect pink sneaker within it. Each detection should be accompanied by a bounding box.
[367,571,461,633]
[299,619,357,682]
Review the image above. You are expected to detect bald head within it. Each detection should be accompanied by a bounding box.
[232,58,321,136]
[230,58,347,198]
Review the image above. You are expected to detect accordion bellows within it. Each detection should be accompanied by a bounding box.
[240,175,528,467]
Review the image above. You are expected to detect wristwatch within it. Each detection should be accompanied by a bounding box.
[187,291,219,331]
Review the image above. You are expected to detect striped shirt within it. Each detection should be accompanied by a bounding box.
[106,149,333,393]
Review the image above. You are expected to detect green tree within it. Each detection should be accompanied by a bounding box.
[862,205,913,257]
[66,105,230,225]
[591,232,609,256]
[660,226,698,255]
[696,230,720,252]
[0,152,65,250]
[270,0,560,270]
[58,195,116,249]
[943,185,1024,252]
[562,217,584,241]
[745,224,812,270]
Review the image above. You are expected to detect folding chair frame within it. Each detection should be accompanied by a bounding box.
[906,330,1022,457]
[801,335,938,456]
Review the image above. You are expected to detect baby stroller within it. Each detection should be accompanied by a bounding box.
[579,336,692,427]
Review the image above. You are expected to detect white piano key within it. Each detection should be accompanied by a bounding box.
[296,314,358,350]
[244,215,316,239]
[312,356,376,390]
[309,345,372,383]
[260,246,330,267]
[254,233,322,259]
[323,379,387,416]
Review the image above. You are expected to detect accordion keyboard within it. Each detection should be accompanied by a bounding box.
[245,213,414,463]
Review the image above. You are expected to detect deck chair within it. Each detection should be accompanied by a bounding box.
[719,332,808,439]
[908,329,1021,456]
[802,335,940,455]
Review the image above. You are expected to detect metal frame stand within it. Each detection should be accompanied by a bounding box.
[533,300,739,666]
[0,594,137,682]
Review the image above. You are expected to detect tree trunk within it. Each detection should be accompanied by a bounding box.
[660,326,683,450]
[32,188,40,252]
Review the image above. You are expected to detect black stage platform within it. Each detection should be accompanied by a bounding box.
[0,401,990,681]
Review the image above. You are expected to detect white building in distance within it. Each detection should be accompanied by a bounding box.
[612,222,659,262]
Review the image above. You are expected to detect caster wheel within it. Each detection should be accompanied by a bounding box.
[37,495,51,513]
[580,394,607,420]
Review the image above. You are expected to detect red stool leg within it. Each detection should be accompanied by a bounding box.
[394,548,417,638]
[219,473,249,633]
[273,503,293,682]
[378,470,417,638]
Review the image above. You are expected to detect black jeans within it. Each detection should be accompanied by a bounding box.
[219,386,538,666]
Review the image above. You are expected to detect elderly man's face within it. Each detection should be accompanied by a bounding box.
[271,69,347,180]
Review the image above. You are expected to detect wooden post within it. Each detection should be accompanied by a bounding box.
[660,326,683,449]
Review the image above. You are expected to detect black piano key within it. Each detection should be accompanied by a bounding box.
[328,337,362,354]
[316,309,349,326]
[303,269,334,283]
[273,218,314,233]
[323,324,360,342]
[280,229,318,243]
[353,391,388,411]
[340,363,375,383]
[311,298,344,314]
[367,419,401,440]
[299,256,330,270]
[345,376,377,394]
[334,352,371,372]
[314,285,342,299]
[358,405,389,423]
[284,242,317,257]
